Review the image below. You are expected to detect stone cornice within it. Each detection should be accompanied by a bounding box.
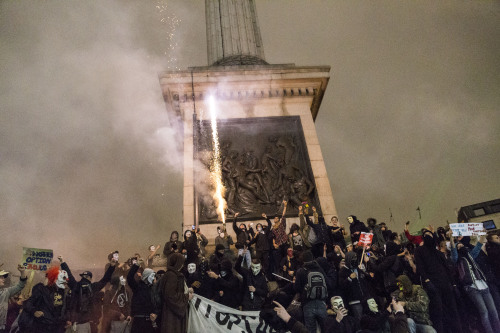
[159,65,330,122]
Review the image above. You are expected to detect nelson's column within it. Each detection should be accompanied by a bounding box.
[159,0,337,242]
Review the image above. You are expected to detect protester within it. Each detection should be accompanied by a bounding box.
[347,215,368,244]
[70,258,116,333]
[22,258,75,333]
[249,213,272,276]
[127,259,160,333]
[163,231,182,258]
[158,253,193,333]
[450,234,500,333]
[235,249,268,311]
[0,265,26,333]
[414,228,463,333]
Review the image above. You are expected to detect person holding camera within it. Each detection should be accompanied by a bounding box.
[0,264,27,333]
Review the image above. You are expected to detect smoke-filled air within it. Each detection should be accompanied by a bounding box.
[1,0,499,273]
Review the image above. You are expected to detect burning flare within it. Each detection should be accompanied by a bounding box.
[208,96,226,224]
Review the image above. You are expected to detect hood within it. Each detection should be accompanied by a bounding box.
[345,251,358,269]
[316,257,330,272]
[167,253,185,272]
[170,231,179,242]
[385,241,401,256]
[396,274,413,295]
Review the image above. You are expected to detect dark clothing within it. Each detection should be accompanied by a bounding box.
[235,255,268,311]
[339,252,371,305]
[182,233,200,265]
[294,260,327,304]
[330,226,347,249]
[158,266,189,333]
[213,273,240,309]
[23,284,69,333]
[349,220,369,244]
[233,216,252,249]
[163,231,182,257]
[126,264,159,318]
[70,264,115,325]
[185,271,213,300]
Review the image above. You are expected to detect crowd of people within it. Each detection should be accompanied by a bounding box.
[1,201,500,333]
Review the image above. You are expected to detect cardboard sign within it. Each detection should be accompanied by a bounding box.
[358,232,374,247]
[449,223,486,237]
[22,247,53,271]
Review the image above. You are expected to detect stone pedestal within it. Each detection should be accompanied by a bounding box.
[159,64,336,241]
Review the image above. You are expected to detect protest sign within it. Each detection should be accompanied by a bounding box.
[22,247,53,271]
[449,223,486,237]
[188,294,289,333]
[358,232,374,247]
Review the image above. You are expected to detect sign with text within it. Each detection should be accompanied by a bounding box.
[358,232,374,247]
[449,223,486,237]
[22,247,53,271]
[188,294,289,333]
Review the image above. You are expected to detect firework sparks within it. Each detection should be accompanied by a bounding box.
[208,96,226,224]
[155,0,180,71]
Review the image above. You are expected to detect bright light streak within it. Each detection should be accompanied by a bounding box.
[208,96,226,225]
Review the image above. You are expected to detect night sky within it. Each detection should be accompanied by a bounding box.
[1,1,498,270]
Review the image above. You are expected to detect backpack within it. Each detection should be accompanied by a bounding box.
[78,283,93,313]
[304,270,327,300]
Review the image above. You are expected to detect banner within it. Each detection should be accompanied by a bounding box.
[449,223,486,237]
[188,294,288,333]
[22,247,53,271]
[358,232,373,247]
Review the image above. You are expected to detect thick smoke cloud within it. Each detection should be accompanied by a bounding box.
[1,1,499,272]
[0,1,185,270]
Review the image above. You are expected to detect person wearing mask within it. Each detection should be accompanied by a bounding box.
[22,258,76,333]
[209,244,229,273]
[395,274,435,333]
[101,275,132,333]
[184,262,213,300]
[181,229,200,266]
[279,248,299,286]
[70,259,116,333]
[235,249,268,311]
[414,228,463,333]
[233,212,254,268]
[450,234,500,333]
[158,253,193,333]
[127,259,160,333]
[214,226,234,260]
[338,251,371,320]
[249,214,272,276]
[163,231,182,258]
[347,215,368,244]
[294,250,328,333]
[325,296,360,333]
[207,260,240,309]
[0,265,27,333]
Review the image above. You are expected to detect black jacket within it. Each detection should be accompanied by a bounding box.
[235,255,268,310]
[127,264,160,317]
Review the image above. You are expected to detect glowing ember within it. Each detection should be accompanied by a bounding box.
[208,96,226,224]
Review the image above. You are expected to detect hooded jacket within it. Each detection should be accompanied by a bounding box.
[348,216,369,243]
[339,252,371,304]
[414,233,452,286]
[163,231,183,257]
[395,275,432,325]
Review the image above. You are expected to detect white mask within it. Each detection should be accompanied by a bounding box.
[219,233,225,238]
[257,227,262,232]
[220,271,227,277]
[56,270,68,289]
[250,263,261,276]
[113,253,119,261]
[119,276,126,286]
[331,296,346,313]
[187,263,196,274]
[185,231,192,238]
[367,298,378,313]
